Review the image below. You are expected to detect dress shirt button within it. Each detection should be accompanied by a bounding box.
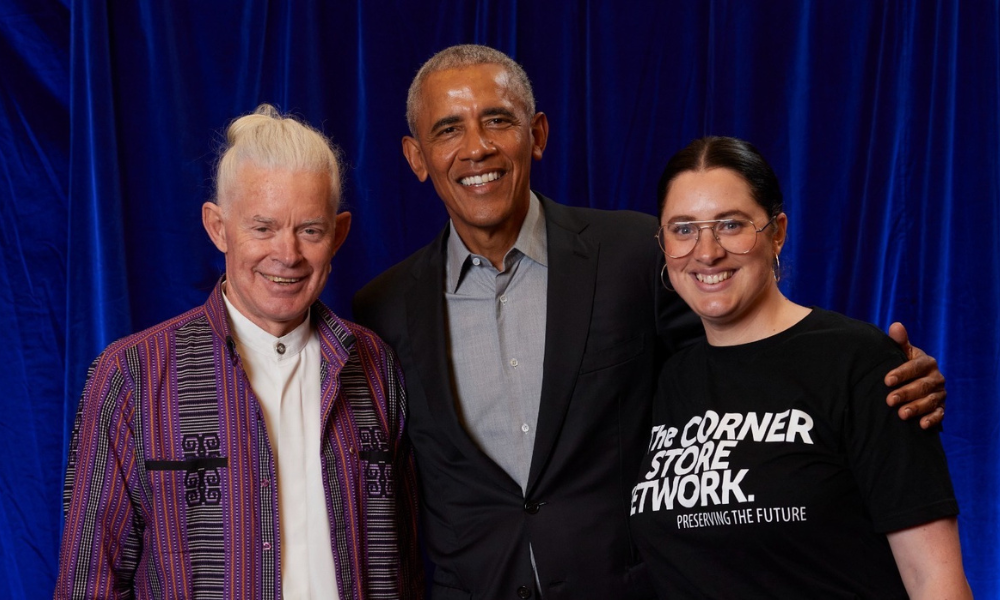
[509,358,518,367]
[521,423,530,434]
[472,257,482,266]
[516,585,532,598]
[524,501,540,515]
[275,342,285,355]
[499,294,508,304]
[261,478,270,488]
[262,541,272,551]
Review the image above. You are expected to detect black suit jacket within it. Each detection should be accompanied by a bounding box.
[353,194,701,600]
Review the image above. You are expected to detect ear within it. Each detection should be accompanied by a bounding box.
[401,136,429,182]
[530,112,549,161]
[772,212,788,255]
[202,201,228,253]
[330,211,352,255]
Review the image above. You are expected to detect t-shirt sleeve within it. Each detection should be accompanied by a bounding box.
[844,336,959,533]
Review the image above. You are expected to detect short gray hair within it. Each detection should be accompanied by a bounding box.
[215,103,343,211]
[405,44,536,136]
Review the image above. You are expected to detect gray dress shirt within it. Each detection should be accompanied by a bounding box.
[444,193,548,492]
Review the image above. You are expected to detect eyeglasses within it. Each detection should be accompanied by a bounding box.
[656,217,776,258]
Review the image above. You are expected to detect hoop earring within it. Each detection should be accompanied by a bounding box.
[773,254,782,283]
[660,264,674,292]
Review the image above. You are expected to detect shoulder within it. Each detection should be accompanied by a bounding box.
[784,309,907,383]
[540,193,659,237]
[345,318,397,361]
[79,304,211,416]
[539,195,661,274]
[801,308,904,357]
[316,303,399,368]
[91,304,210,371]
[317,308,407,421]
[354,230,443,315]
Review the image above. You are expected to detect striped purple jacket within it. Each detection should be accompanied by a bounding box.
[55,283,423,599]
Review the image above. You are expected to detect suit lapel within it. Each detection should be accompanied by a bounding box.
[527,196,599,492]
[405,227,521,491]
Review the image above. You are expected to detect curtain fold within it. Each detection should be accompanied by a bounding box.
[0,0,996,596]
[0,2,70,597]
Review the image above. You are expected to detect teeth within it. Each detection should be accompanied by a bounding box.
[460,171,502,186]
[264,275,302,284]
[696,271,732,285]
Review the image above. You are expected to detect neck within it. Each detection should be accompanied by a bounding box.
[702,290,810,347]
[452,207,529,271]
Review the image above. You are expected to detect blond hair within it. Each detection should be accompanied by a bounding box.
[215,103,343,211]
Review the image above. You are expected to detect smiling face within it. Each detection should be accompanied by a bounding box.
[661,168,787,333]
[202,165,351,337]
[402,63,548,254]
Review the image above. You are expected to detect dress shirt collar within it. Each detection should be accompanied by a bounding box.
[221,283,313,361]
[445,191,548,293]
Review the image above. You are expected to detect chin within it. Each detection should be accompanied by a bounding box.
[689,300,740,323]
[459,209,516,230]
[262,300,310,320]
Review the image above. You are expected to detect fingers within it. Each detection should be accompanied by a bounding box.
[919,405,945,430]
[894,389,947,421]
[887,370,945,409]
[887,321,911,355]
[883,322,946,429]
[885,353,938,389]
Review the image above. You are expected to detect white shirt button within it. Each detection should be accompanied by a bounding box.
[499,295,508,304]
[510,358,518,367]
[521,423,530,433]
[472,257,482,266]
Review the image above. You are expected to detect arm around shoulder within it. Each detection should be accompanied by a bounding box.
[883,322,947,429]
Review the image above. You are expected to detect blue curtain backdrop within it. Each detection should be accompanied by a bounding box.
[1,0,997,597]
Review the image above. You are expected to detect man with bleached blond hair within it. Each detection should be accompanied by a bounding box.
[57,104,423,599]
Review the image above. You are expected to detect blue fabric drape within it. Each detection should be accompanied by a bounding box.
[0,1,70,596]
[1,1,997,597]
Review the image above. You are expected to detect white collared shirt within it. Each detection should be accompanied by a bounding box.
[223,291,339,600]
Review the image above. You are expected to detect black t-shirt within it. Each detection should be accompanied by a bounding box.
[630,308,958,599]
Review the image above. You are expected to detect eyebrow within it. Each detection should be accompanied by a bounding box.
[429,115,462,134]
[429,107,520,134]
[482,107,517,120]
[248,216,329,227]
[667,210,752,222]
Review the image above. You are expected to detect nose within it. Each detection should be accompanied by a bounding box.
[272,230,303,266]
[460,124,496,161]
[693,224,726,263]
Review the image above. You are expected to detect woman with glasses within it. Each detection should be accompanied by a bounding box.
[629,136,970,599]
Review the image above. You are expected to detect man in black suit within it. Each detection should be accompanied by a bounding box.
[353,45,945,600]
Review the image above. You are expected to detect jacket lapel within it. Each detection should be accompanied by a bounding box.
[405,227,521,491]
[527,196,599,492]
